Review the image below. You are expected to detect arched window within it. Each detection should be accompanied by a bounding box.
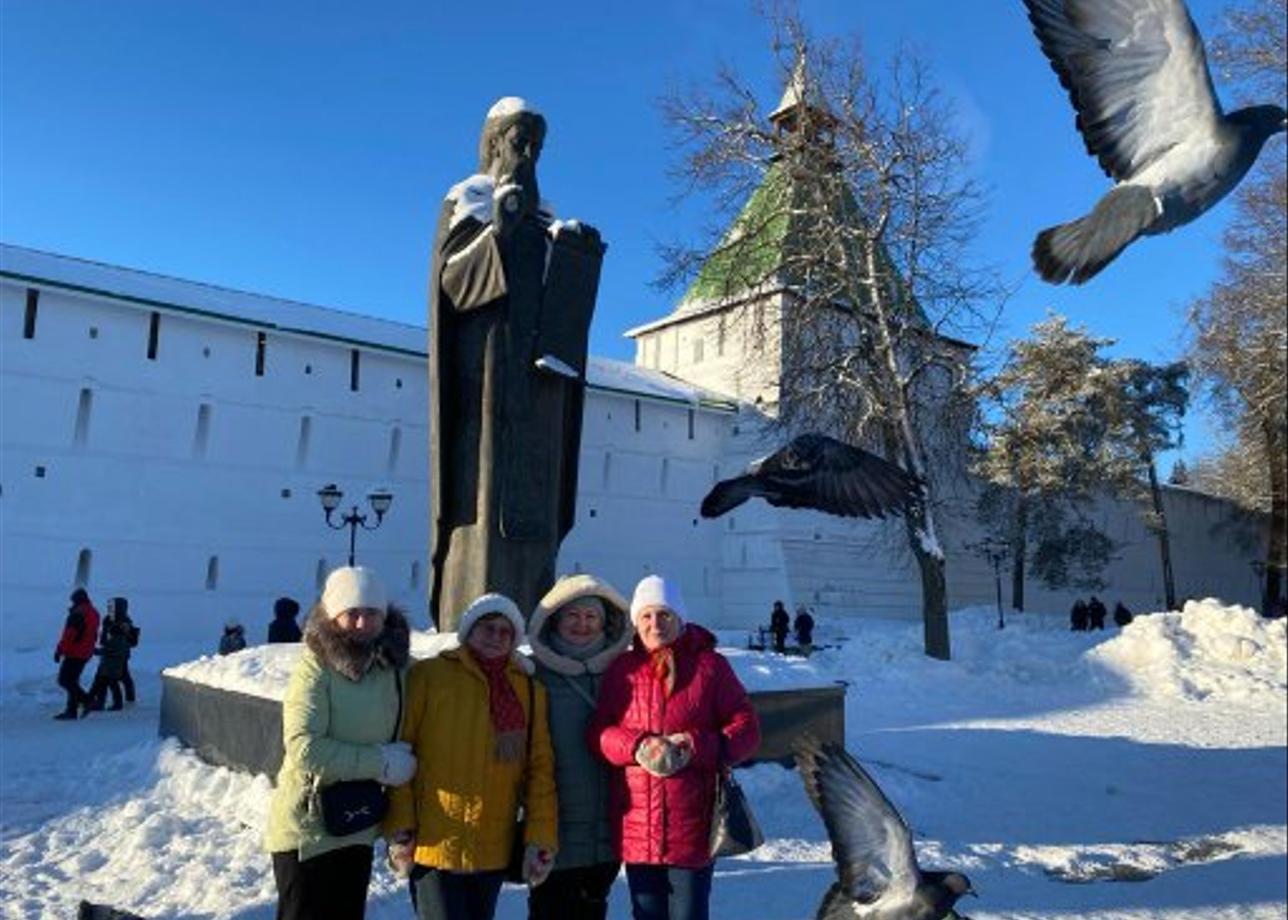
[74,548,92,587]
[205,555,220,590]
[73,388,93,447]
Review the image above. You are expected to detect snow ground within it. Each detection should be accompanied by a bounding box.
[1,600,1284,919]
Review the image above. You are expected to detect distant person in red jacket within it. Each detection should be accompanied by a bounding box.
[54,588,100,720]
[591,574,760,920]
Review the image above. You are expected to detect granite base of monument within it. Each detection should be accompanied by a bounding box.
[159,676,845,777]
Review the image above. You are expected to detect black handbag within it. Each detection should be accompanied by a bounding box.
[504,675,535,883]
[709,769,764,858]
[317,669,403,837]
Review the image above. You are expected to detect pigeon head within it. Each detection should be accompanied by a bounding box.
[1228,105,1288,145]
[926,870,977,913]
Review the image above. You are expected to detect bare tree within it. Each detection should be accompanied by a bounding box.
[659,14,1000,658]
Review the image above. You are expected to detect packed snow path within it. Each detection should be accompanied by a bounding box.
[1,601,1284,918]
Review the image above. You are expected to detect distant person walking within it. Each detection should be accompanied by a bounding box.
[793,605,815,650]
[1070,599,1089,632]
[110,596,140,703]
[1087,596,1108,630]
[219,619,247,655]
[769,600,790,653]
[54,588,100,720]
[87,599,132,712]
[269,596,303,643]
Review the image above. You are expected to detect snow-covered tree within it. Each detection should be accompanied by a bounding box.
[658,14,998,659]
[1188,0,1287,612]
[975,316,1188,609]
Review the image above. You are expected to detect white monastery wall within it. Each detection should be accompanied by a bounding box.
[0,246,1267,655]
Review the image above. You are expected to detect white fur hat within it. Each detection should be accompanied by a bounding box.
[321,566,388,619]
[630,574,687,627]
[457,592,526,642]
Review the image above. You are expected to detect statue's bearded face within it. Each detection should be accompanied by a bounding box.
[488,115,543,198]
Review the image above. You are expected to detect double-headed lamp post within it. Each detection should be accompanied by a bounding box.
[317,483,394,567]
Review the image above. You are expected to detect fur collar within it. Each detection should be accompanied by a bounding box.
[304,605,410,682]
[528,574,632,677]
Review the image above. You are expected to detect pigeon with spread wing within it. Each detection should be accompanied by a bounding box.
[795,737,976,920]
[1023,0,1285,284]
[699,433,923,520]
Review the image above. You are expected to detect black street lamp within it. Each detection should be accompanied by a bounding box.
[318,483,394,566]
[969,537,1010,630]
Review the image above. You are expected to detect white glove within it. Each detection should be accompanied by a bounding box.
[379,741,417,786]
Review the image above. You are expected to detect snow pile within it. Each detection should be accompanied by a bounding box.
[1087,599,1287,703]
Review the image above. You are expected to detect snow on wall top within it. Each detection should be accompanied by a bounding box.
[0,243,425,355]
[0,243,735,409]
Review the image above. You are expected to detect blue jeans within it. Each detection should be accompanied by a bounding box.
[625,863,714,920]
[409,865,505,920]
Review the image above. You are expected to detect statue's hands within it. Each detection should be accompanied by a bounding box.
[493,182,526,238]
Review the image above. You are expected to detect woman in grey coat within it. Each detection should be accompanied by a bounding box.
[527,574,632,920]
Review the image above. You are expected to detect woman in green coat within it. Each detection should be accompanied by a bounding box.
[265,566,416,920]
[526,574,632,920]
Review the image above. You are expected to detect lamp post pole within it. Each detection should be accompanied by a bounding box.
[969,538,1010,630]
[317,484,394,566]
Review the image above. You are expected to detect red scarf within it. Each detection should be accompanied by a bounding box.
[649,646,676,697]
[469,648,527,760]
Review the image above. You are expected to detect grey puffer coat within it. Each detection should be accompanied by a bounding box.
[528,574,632,871]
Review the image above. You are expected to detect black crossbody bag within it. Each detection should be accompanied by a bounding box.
[318,669,403,837]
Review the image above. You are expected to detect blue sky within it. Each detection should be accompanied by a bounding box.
[0,0,1261,463]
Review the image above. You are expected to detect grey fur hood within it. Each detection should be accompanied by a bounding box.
[303,604,410,682]
[529,574,631,676]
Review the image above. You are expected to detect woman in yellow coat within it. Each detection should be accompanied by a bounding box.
[387,593,557,920]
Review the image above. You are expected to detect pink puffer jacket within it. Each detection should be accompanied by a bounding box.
[590,624,760,868]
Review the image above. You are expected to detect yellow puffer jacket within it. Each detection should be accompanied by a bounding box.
[385,646,557,872]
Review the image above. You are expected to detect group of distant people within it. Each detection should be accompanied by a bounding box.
[218,596,303,655]
[265,565,760,920]
[52,588,139,720]
[767,600,815,653]
[1070,595,1134,631]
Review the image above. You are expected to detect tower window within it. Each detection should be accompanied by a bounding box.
[255,332,267,376]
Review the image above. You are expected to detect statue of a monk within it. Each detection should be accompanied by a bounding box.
[429,97,605,631]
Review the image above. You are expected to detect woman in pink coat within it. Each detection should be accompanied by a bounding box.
[590,575,760,920]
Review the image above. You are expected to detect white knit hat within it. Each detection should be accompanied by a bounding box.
[457,592,526,642]
[630,574,687,627]
[321,566,388,619]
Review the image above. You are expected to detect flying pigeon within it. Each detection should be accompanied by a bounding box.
[699,433,923,520]
[795,737,976,920]
[1023,0,1287,284]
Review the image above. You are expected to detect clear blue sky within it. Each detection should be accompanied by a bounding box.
[0,0,1255,463]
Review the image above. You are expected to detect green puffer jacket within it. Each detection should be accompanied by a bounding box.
[264,607,410,862]
[528,574,632,871]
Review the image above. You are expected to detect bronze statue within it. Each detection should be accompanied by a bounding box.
[429,97,605,632]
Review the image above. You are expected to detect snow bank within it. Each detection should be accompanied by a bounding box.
[1087,598,1287,703]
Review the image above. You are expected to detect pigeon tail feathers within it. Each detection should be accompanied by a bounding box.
[1032,184,1159,284]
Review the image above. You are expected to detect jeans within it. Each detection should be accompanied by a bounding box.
[625,863,714,920]
[409,865,505,920]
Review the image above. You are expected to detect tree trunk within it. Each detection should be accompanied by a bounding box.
[1146,457,1178,610]
[1011,498,1027,612]
[1265,419,1287,614]
[903,498,950,660]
